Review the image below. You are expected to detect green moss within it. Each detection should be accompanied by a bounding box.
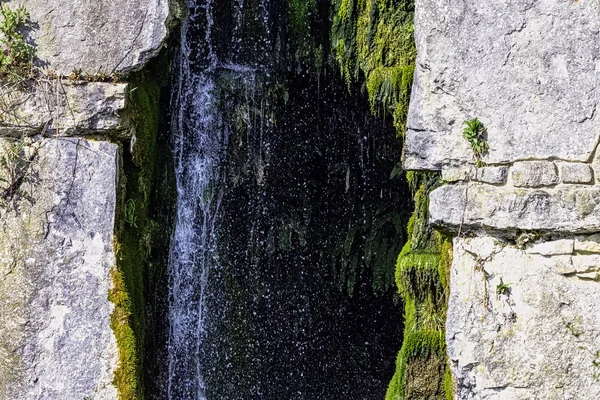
[395,242,441,302]
[444,363,454,400]
[331,0,416,133]
[387,170,452,399]
[109,264,140,399]
[438,236,453,296]
[386,328,446,400]
[285,0,320,64]
[109,55,168,399]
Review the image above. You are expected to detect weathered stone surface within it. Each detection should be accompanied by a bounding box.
[404,0,600,170]
[0,81,128,137]
[448,237,600,400]
[4,0,171,75]
[0,137,118,399]
[575,234,600,253]
[442,167,472,182]
[559,162,594,184]
[511,161,558,188]
[430,183,600,233]
[592,148,600,184]
[526,239,573,256]
[472,166,508,185]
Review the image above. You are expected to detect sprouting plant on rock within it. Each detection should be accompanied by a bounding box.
[0,5,36,81]
[496,279,511,299]
[463,118,488,166]
[0,137,37,202]
[565,315,584,338]
[593,351,600,381]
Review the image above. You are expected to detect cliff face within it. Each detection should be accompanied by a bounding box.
[0,1,174,398]
[406,0,600,398]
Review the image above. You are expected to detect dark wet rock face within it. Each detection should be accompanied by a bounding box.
[163,0,409,399]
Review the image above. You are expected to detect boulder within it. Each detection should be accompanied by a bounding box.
[3,0,171,75]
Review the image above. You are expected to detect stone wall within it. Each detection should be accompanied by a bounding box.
[405,0,600,398]
[0,0,172,398]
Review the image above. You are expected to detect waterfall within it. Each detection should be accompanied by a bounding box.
[162,0,406,398]
[166,0,268,398]
[167,1,222,398]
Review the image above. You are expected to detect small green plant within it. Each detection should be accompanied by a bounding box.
[0,5,36,80]
[0,138,36,202]
[68,68,83,82]
[496,279,511,298]
[515,231,539,249]
[463,118,488,166]
[593,351,600,381]
[566,315,584,338]
[124,199,138,228]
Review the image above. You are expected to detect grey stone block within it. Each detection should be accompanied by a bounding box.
[442,167,472,182]
[526,239,574,256]
[472,166,509,185]
[512,161,558,188]
[3,0,171,75]
[429,183,600,233]
[404,0,600,170]
[449,237,600,400]
[0,138,119,398]
[0,81,128,137]
[559,163,593,184]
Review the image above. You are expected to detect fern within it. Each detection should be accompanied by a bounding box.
[463,118,488,165]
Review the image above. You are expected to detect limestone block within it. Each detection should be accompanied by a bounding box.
[512,161,558,188]
[575,234,600,253]
[570,255,600,273]
[442,167,472,182]
[526,239,573,256]
[575,272,600,281]
[0,81,128,137]
[448,237,600,399]
[559,163,593,184]
[4,0,171,75]
[472,166,508,185]
[404,0,600,170]
[429,184,600,233]
[0,138,119,399]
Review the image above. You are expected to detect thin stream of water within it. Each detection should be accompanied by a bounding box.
[166,0,269,398]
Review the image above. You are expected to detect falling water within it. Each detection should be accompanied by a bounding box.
[167,0,269,398]
[167,0,223,398]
